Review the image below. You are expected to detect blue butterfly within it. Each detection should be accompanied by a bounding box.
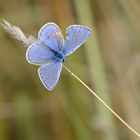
[26,23,92,90]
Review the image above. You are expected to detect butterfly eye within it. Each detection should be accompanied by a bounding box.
[63,57,67,62]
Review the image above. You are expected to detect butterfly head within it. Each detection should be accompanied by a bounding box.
[62,57,67,62]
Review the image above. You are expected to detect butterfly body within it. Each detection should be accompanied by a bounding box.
[26,22,92,90]
[50,49,66,62]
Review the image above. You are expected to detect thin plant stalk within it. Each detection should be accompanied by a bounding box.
[63,65,140,138]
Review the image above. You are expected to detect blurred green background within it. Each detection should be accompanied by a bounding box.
[0,0,140,140]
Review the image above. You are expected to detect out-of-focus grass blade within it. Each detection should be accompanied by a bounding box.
[14,94,35,140]
[0,118,7,140]
[73,0,117,139]
[60,86,93,140]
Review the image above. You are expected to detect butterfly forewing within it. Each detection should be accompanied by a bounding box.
[63,25,92,56]
[38,61,62,90]
[38,23,64,52]
[26,43,53,65]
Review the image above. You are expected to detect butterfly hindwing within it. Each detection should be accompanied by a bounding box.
[38,23,64,52]
[38,61,62,90]
[63,25,92,56]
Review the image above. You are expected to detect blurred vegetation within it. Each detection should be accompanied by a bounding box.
[0,0,140,140]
